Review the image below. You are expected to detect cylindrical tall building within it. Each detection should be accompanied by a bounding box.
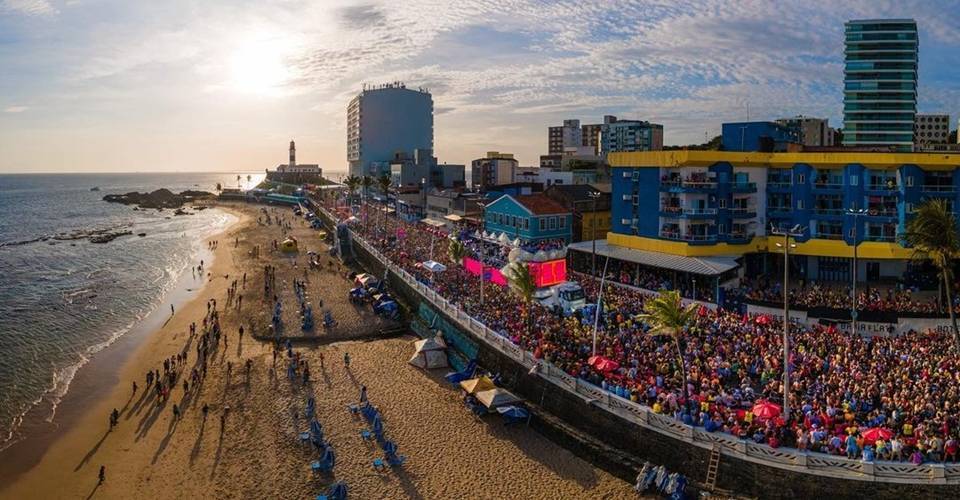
[347,83,433,178]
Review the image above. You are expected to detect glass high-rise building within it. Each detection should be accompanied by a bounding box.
[347,83,433,178]
[842,19,918,151]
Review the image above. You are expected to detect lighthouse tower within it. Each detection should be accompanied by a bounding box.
[289,140,296,168]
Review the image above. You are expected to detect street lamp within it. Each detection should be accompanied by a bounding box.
[770,223,804,422]
[846,208,868,335]
[591,255,611,357]
[588,190,602,277]
[478,201,488,305]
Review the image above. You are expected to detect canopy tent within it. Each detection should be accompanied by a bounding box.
[422,260,448,273]
[408,349,448,369]
[752,401,782,420]
[566,239,738,276]
[355,273,380,289]
[413,335,447,352]
[459,376,495,395]
[475,388,521,409]
[444,214,463,222]
[421,218,447,228]
[280,238,298,253]
[588,355,620,373]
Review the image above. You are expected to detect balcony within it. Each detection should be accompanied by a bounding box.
[814,232,844,240]
[867,182,898,192]
[864,233,898,242]
[767,205,791,217]
[729,207,757,219]
[812,180,844,191]
[767,181,792,190]
[660,231,717,244]
[921,184,955,193]
[813,207,844,217]
[865,208,898,219]
[730,182,757,193]
[660,206,717,218]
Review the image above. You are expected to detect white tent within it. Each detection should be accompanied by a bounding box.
[475,388,521,409]
[498,233,510,244]
[408,350,448,369]
[413,335,447,351]
[511,237,521,247]
[409,335,448,369]
[422,260,447,273]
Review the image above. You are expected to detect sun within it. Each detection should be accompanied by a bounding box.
[228,37,294,96]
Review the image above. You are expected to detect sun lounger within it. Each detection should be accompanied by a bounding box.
[385,452,406,467]
[360,429,372,441]
[298,431,311,444]
[372,458,385,471]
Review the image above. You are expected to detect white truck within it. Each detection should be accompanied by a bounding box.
[534,281,587,315]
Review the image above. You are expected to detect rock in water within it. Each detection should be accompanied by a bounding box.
[103,189,213,209]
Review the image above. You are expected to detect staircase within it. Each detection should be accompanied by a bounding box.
[705,446,721,490]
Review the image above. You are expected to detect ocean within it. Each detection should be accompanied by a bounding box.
[0,172,258,450]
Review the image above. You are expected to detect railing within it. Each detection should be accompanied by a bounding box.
[868,183,898,191]
[767,181,792,189]
[661,207,717,216]
[813,208,844,215]
[342,219,957,485]
[767,205,791,214]
[730,182,757,190]
[921,184,955,192]
[659,232,717,242]
[729,207,756,216]
[814,232,844,240]
[813,181,843,189]
[865,234,898,242]
[681,180,718,189]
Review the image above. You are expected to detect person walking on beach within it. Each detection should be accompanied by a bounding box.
[132,381,138,395]
[170,304,175,316]
[343,352,351,368]
[202,403,209,421]
[239,325,244,341]
[98,465,105,485]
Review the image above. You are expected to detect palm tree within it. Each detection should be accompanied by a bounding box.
[377,174,392,233]
[360,175,374,233]
[343,175,361,206]
[903,198,960,346]
[236,175,241,189]
[448,238,468,265]
[639,290,698,414]
[505,262,537,334]
[246,174,251,187]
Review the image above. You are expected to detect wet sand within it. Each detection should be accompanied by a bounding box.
[0,203,637,499]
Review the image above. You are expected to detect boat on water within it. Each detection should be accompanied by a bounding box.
[90,186,101,191]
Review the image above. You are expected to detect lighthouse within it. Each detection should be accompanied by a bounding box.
[289,140,296,168]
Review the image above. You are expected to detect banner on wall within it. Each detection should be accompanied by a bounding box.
[528,259,567,287]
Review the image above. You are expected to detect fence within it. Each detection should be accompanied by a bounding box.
[338,208,957,485]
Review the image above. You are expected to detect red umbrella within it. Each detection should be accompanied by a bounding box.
[752,401,782,420]
[755,315,771,326]
[588,355,620,373]
[861,427,893,444]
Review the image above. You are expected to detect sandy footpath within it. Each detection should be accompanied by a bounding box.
[0,203,637,500]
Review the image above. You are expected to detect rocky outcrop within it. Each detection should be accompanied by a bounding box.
[103,189,214,209]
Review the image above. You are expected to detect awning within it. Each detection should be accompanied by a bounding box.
[422,260,447,273]
[421,218,447,228]
[567,240,738,276]
[443,214,463,222]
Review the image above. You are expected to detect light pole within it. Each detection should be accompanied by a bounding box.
[588,190,601,277]
[478,201,487,305]
[591,255,611,357]
[771,224,804,422]
[846,208,867,335]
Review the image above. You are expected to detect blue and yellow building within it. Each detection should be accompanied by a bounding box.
[603,150,960,283]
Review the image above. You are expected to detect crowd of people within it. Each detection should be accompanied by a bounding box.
[344,203,960,465]
[731,277,946,314]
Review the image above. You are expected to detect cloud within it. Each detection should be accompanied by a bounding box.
[4,106,28,113]
[1,0,56,16]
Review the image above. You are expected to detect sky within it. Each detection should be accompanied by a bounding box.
[1,0,959,174]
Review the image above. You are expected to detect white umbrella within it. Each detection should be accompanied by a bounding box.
[498,233,510,244]
[474,230,482,239]
[422,260,447,273]
[507,248,521,263]
[475,388,521,409]
[413,335,446,351]
[408,350,448,369]
[534,250,548,261]
[511,237,521,247]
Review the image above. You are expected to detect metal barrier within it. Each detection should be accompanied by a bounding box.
[341,225,957,485]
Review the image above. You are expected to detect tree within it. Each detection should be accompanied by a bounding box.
[215,182,222,194]
[902,198,960,347]
[236,174,241,189]
[247,174,251,187]
[448,238,468,265]
[343,175,361,206]
[377,174,392,233]
[361,175,374,233]
[639,290,698,414]
[505,262,537,334]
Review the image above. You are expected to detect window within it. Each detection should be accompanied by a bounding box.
[510,215,516,227]
[621,218,631,225]
[622,171,631,178]
[524,218,529,230]
[559,217,566,229]
[798,174,805,184]
[849,228,855,238]
[539,218,546,231]
[719,223,725,233]
[850,176,858,186]
[798,200,805,209]
[906,202,914,213]
[719,199,727,209]
[549,217,557,230]
[906,176,914,187]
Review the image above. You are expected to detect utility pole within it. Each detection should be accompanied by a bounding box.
[771,224,804,422]
[478,201,487,305]
[847,209,867,335]
[588,190,601,278]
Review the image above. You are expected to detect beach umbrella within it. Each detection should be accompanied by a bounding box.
[459,376,496,395]
[310,419,323,438]
[752,401,782,420]
[861,427,893,444]
[475,388,521,409]
[588,355,619,373]
[496,405,530,419]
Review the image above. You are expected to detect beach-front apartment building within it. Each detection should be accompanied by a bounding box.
[483,194,572,244]
[347,83,433,178]
[605,150,960,283]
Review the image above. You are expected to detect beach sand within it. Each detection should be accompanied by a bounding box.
[0,203,637,499]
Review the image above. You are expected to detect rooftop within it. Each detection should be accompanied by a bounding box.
[608,150,960,170]
[513,194,569,215]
